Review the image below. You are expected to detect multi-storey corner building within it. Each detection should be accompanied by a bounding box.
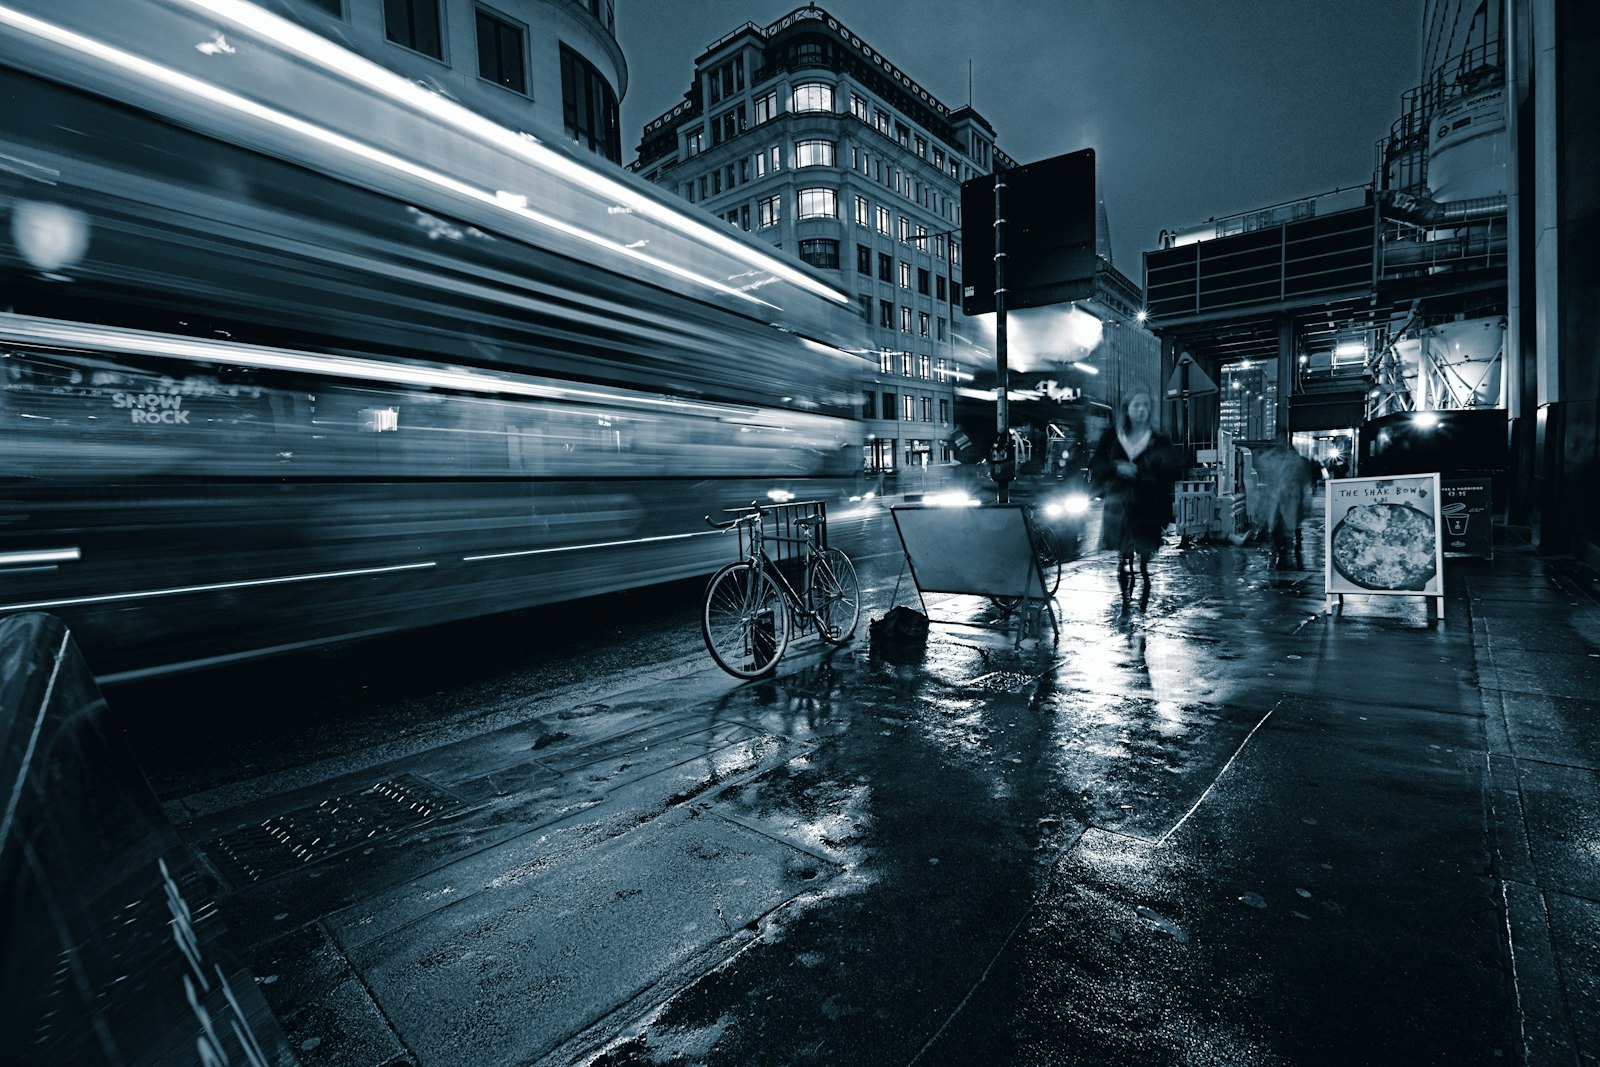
[628,5,1013,484]
[266,0,626,161]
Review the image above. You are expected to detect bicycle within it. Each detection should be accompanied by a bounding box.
[701,500,861,678]
[988,506,1063,614]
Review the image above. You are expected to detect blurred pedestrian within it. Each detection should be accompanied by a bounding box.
[1250,431,1319,567]
[1090,390,1182,594]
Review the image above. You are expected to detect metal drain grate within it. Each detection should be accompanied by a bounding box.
[206,773,463,886]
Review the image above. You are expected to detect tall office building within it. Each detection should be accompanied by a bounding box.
[267,0,625,162]
[629,5,1013,482]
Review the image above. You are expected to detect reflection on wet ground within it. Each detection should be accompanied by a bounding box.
[105,521,1597,1066]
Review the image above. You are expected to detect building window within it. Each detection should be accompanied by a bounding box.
[877,252,892,282]
[881,391,897,420]
[900,306,912,333]
[922,397,933,421]
[708,58,744,104]
[917,268,930,295]
[902,394,915,421]
[894,120,910,147]
[864,388,875,414]
[754,145,780,176]
[914,134,927,159]
[712,106,745,145]
[758,195,781,228]
[855,195,870,226]
[919,353,931,378]
[753,91,779,124]
[918,312,929,338]
[560,44,620,161]
[901,351,913,376]
[685,130,703,156]
[858,294,872,321]
[740,204,750,230]
[475,9,525,93]
[937,316,947,340]
[933,146,946,168]
[898,216,910,242]
[850,93,869,121]
[939,398,949,423]
[796,188,838,220]
[898,262,911,289]
[798,238,840,270]
[936,276,946,302]
[879,348,895,374]
[856,243,872,274]
[795,139,836,168]
[384,0,442,59]
[791,81,833,113]
[879,301,893,328]
[875,206,890,235]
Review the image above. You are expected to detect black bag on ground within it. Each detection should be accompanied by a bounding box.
[869,605,929,645]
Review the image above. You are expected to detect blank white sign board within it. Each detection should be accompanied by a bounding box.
[890,504,1047,599]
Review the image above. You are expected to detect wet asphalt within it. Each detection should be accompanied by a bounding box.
[167,515,1600,1067]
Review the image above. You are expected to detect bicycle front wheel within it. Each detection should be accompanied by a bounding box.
[809,547,861,644]
[702,562,791,678]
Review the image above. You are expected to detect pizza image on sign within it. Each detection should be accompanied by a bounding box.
[1330,503,1437,590]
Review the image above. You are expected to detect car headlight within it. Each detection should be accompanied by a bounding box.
[1046,493,1091,518]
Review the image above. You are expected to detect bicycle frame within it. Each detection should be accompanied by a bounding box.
[724,500,831,637]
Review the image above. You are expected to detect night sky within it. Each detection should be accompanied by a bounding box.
[616,0,1422,275]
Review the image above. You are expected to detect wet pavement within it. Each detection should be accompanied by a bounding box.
[160,519,1599,1067]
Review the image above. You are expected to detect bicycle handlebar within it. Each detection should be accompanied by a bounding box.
[704,500,767,531]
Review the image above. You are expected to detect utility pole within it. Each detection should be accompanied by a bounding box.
[989,168,1011,503]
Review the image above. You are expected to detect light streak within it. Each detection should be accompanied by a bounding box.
[0,561,436,612]
[0,4,795,310]
[170,0,852,306]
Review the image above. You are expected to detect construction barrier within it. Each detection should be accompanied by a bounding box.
[1173,479,1217,541]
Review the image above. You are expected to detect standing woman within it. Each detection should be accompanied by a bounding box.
[1090,390,1182,591]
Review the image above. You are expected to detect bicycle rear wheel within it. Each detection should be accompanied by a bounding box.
[808,547,860,644]
[702,562,790,678]
[1032,526,1063,596]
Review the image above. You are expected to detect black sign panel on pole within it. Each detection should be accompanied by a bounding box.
[960,148,1097,316]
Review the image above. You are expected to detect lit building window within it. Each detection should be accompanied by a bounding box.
[792,82,834,113]
[900,306,912,333]
[855,195,870,226]
[796,188,838,219]
[899,262,911,289]
[879,348,894,373]
[851,93,869,121]
[795,139,836,168]
[753,91,779,124]
[758,194,781,228]
[875,206,891,235]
